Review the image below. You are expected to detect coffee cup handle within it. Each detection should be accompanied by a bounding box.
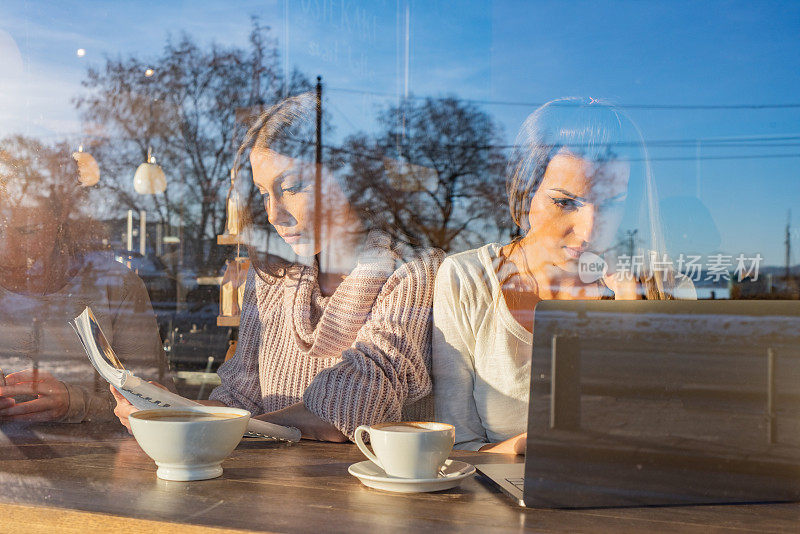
[354,425,383,469]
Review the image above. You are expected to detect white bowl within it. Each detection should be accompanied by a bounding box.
[129,406,250,481]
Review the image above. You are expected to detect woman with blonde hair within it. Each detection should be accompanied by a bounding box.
[112,93,443,441]
[432,98,694,452]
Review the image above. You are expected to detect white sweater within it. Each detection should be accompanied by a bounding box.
[433,243,698,451]
[432,243,531,450]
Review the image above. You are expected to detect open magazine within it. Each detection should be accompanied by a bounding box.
[70,306,300,442]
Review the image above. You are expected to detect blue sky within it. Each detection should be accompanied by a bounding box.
[1,0,799,265]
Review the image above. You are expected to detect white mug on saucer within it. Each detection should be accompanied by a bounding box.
[354,421,455,479]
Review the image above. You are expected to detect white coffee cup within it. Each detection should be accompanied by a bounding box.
[354,421,455,479]
[129,406,250,481]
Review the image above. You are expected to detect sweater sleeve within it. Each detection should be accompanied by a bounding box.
[303,248,444,439]
[432,257,489,451]
[209,268,265,415]
[59,381,119,424]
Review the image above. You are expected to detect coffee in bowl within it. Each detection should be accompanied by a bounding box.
[354,422,455,479]
[129,406,250,481]
[133,411,241,422]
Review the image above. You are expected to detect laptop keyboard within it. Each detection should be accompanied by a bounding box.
[506,477,525,491]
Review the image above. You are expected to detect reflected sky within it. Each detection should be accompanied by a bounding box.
[1,0,798,264]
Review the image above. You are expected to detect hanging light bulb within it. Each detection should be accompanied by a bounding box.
[72,145,100,187]
[133,147,166,194]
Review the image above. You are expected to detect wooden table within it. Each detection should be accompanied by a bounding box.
[1,422,799,533]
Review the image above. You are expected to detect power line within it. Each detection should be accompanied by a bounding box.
[327,86,800,111]
[639,153,800,162]
[13,129,800,157]
[319,140,800,163]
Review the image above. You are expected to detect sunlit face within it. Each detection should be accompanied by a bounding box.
[0,204,59,270]
[524,153,630,274]
[250,147,350,258]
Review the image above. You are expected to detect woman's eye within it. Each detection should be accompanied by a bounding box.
[282,182,308,195]
[551,197,580,211]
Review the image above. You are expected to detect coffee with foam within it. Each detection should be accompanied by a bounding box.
[355,421,455,479]
[135,410,240,422]
[376,422,448,432]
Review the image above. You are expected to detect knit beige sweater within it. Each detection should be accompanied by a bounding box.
[209,236,443,439]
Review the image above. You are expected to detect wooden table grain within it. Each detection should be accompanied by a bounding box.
[1,422,798,533]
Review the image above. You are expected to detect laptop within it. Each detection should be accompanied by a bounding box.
[476,300,800,508]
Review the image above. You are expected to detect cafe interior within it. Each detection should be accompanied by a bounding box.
[1,1,799,531]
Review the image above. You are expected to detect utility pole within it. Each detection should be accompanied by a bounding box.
[786,209,792,281]
[626,229,638,258]
[314,75,323,264]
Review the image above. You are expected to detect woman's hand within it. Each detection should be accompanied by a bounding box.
[479,432,527,455]
[110,384,139,434]
[111,383,227,433]
[0,369,70,422]
[256,402,348,442]
[603,272,641,300]
[110,381,177,433]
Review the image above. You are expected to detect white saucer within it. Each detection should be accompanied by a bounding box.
[348,459,475,493]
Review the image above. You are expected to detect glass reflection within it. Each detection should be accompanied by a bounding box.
[433,98,695,453]
[0,138,170,424]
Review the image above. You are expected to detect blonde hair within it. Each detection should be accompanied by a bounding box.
[228,93,317,280]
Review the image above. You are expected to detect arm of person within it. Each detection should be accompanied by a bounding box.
[302,249,445,440]
[206,268,269,414]
[432,257,491,451]
[109,382,344,440]
[603,271,641,300]
[254,402,347,442]
[479,432,527,454]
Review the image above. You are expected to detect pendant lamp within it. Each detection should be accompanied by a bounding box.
[72,145,100,187]
[133,147,166,194]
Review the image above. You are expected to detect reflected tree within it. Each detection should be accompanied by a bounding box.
[74,18,310,274]
[340,96,511,252]
[0,135,108,253]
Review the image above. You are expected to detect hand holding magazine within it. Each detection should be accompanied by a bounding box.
[70,306,300,442]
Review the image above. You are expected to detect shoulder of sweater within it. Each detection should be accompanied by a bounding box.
[380,246,445,296]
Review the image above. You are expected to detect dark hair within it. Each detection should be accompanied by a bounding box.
[504,98,675,299]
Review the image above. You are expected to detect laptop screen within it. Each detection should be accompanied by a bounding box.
[524,300,800,508]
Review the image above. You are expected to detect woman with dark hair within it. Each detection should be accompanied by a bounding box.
[113,94,443,441]
[432,98,694,453]
[0,137,168,423]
